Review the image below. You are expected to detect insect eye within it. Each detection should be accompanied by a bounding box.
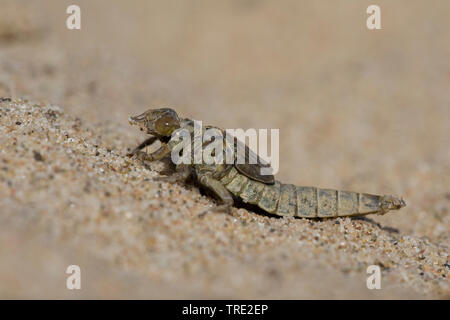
[155,115,178,135]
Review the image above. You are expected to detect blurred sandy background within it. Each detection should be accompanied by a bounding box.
[0,0,448,298]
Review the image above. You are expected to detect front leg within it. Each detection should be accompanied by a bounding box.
[134,142,171,163]
[127,136,159,157]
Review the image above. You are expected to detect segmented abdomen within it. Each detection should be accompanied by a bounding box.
[220,167,385,218]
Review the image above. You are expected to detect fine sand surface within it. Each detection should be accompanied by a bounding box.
[0,1,448,298]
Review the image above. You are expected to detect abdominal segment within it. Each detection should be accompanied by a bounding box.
[220,167,385,218]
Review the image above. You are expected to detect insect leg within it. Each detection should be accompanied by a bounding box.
[154,163,192,183]
[134,142,171,163]
[197,173,234,217]
[127,136,159,157]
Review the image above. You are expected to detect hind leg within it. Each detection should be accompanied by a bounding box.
[197,173,234,217]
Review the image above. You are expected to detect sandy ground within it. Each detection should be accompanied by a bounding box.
[0,0,448,299]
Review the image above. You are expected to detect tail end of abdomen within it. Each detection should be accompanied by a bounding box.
[376,194,406,215]
[335,191,406,217]
[297,186,406,218]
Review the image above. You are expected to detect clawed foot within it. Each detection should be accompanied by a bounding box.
[153,175,180,183]
[129,150,153,162]
[127,147,145,158]
[198,204,232,218]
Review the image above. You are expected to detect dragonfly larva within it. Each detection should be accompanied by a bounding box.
[128,108,406,218]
